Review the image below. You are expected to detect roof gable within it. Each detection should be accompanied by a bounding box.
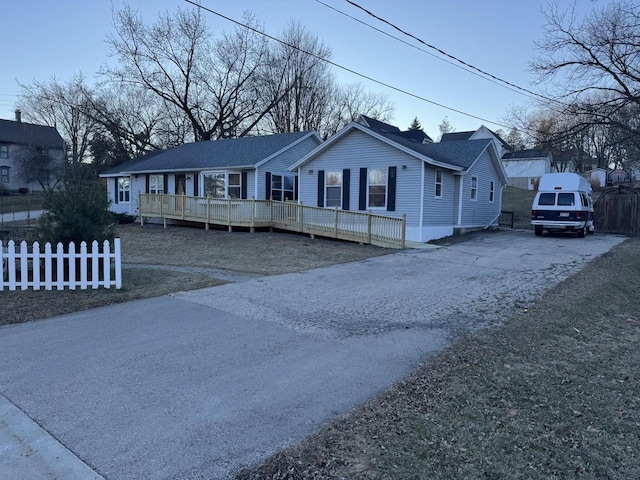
[0,119,64,148]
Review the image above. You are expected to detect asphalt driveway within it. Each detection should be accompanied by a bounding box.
[0,230,626,479]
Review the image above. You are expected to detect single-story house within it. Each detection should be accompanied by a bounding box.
[0,110,65,193]
[289,115,508,242]
[501,148,554,190]
[100,131,322,215]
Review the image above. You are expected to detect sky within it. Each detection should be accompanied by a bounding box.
[1,0,606,141]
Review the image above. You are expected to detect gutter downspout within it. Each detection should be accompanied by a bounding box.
[419,162,424,240]
[457,173,464,226]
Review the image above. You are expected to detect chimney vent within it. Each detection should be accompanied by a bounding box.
[15,110,22,122]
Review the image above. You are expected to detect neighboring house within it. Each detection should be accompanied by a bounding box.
[501,148,553,190]
[290,115,507,242]
[0,110,65,193]
[587,168,607,188]
[100,131,322,215]
[441,125,513,158]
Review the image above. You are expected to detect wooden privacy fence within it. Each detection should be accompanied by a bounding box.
[139,194,406,248]
[1,239,122,291]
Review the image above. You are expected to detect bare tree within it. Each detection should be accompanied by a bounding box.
[531,0,640,162]
[437,116,454,141]
[17,74,98,164]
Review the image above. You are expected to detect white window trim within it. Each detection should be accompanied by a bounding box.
[470,176,478,201]
[434,169,443,198]
[149,174,164,195]
[118,176,131,203]
[489,180,495,203]
[367,168,388,209]
[325,171,343,208]
[201,170,242,199]
[272,174,295,202]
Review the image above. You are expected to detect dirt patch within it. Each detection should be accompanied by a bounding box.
[237,237,640,480]
[1,223,390,326]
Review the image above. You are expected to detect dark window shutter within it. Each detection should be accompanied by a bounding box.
[163,174,168,194]
[387,166,397,212]
[145,175,150,194]
[342,168,350,210]
[193,174,199,197]
[359,168,367,210]
[114,178,119,204]
[265,172,271,199]
[317,170,325,207]
[294,175,299,201]
[241,171,248,199]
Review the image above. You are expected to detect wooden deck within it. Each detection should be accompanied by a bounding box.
[139,194,406,248]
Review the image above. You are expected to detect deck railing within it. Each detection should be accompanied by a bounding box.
[139,194,406,248]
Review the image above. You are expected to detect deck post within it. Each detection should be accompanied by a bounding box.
[299,201,304,233]
[181,195,185,220]
[269,198,273,232]
[139,193,144,227]
[227,198,231,227]
[334,206,339,238]
[206,196,211,230]
[367,211,372,245]
[401,214,407,248]
[251,197,256,233]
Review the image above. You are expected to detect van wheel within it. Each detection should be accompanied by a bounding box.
[577,227,586,238]
[534,226,543,236]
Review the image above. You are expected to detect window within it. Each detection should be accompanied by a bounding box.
[557,192,575,206]
[0,166,9,184]
[470,176,478,201]
[368,168,387,208]
[272,174,295,201]
[538,193,556,206]
[228,173,241,198]
[435,169,443,198]
[149,174,164,194]
[0,145,8,158]
[325,171,342,207]
[202,172,242,198]
[489,180,495,202]
[117,177,130,203]
[204,172,226,198]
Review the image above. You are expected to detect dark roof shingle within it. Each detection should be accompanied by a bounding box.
[0,119,64,148]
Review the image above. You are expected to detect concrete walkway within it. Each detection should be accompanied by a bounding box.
[0,230,627,479]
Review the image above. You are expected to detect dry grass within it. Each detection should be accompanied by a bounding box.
[237,237,640,479]
[0,223,390,326]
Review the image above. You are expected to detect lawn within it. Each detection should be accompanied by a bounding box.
[238,237,640,479]
[0,192,45,213]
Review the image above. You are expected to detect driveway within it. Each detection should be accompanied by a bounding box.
[0,230,626,479]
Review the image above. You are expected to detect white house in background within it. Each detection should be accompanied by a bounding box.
[289,115,508,242]
[587,168,607,188]
[0,111,65,193]
[501,148,554,190]
[100,131,322,216]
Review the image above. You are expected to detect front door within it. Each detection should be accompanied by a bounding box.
[175,174,186,195]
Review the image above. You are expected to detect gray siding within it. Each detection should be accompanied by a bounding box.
[0,144,64,193]
[297,129,423,227]
[459,149,503,227]
[256,136,320,200]
[422,165,457,227]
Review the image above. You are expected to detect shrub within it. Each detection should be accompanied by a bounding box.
[111,212,137,224]
[0,184,8,196]
[38,164,115,245]
[18,187,29,195]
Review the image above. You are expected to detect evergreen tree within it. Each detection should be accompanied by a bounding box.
[408,117,422,131]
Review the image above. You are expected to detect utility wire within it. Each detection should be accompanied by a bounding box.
[184,0,513,129]
[315,0,533,101]
[343,0,562,106]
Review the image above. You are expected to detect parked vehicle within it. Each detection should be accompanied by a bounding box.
[531,173,595,237]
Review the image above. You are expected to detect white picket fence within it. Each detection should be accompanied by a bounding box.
[1,238,122,291]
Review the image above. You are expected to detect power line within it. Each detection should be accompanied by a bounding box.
[315,0,534,101]
[343,0,562,106]
[184,0,513,130]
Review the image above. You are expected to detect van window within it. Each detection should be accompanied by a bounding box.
[581,193,589,207]
[538,193,556,206]
[558,193,575,206]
